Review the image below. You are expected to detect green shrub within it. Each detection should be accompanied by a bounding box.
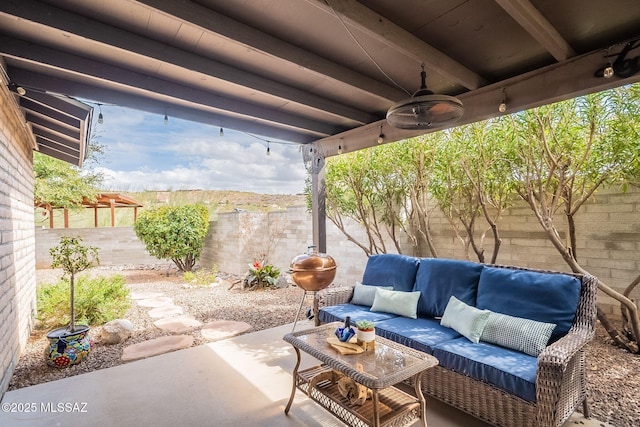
[134,204,210,272]
[37,275,130,329]
[183,265,218,286]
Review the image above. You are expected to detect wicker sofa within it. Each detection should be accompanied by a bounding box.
[313,254,598,427]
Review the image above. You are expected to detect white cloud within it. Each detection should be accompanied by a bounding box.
[91,105,308,194]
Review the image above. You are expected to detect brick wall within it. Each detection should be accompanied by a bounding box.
[0,72,37,398]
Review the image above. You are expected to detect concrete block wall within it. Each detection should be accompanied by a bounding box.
[0,73,37,398]
[35,227,170,268]
[201,207,370,286]
[202,188,640,317]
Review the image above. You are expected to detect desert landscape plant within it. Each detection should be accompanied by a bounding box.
[37,275,129,329]
[134,204,209,272]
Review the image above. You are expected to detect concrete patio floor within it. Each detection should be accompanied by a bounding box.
[0,321,612,427]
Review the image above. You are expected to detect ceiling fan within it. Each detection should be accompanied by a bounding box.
[386,66,464,129]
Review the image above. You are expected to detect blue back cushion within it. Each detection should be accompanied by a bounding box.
[361,254,420,292]
[476,267,581,342]
[414,258,484,318]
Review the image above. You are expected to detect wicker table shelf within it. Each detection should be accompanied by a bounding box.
[284,322,438,427]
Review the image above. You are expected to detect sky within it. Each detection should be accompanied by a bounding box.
[88,104,308,195]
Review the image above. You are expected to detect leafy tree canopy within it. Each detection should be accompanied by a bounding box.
[33,143,104,209]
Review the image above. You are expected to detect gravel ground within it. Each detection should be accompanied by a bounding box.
[8,266,640,426]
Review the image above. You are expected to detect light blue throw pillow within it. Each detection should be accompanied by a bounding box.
[351,282,393,307]
[370,288,421,319]
[440,296,491,343]
[480,311,556,356]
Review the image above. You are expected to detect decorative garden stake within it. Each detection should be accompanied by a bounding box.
[45,236,99,368]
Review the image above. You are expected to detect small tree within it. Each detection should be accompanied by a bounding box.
[49,236,100,333]
[134,204,209,272]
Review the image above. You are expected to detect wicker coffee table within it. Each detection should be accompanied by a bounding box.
[283,322,438,427]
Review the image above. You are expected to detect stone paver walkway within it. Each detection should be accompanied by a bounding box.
[154,314,203,334]
[121,335,194,362]
[122,290,252,362]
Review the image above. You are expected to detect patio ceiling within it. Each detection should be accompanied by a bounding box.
[1,0,640,165]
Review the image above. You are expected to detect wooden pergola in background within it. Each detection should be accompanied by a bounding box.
[36,193,144,228]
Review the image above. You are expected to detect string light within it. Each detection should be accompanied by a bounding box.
[97,104,104,124]
[498,88,507,113]
[377,124,384,144]
[164,114,169,125]
[219,127,224,137]
[266,143,271,156]
[603,47,614,79]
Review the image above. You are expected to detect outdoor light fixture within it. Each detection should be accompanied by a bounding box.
[164,114,169,125]
[97,104,104,124]
[498,88,507,113]
[377,124,384,144]
[219,127,224,137]
[386,65,464,129]
[8,82,26,96]
[603,62,615,78]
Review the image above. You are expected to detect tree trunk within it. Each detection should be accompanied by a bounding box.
[69,273,76,332]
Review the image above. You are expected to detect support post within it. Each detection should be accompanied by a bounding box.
[305,144,327,253]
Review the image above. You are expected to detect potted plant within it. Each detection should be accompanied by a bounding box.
[355,320,376,343]
[45,236,99,368]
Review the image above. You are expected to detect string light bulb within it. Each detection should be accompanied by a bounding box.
[377,124,384,144]
[338,138,344,154]
[219,127,224,137]
[603,47,614,79]
[97,104,104,124]
[498,88,507,113]
[164,114,169,125]
[266,143,271,156]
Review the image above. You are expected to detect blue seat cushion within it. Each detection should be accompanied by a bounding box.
[361,254,420,292]
[433,337,538,402]
[476,267,581,342]
[414,258,484,318]
[318,303,398,324]
[374,317,461,354]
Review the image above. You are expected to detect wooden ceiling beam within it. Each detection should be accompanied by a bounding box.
[494,0,576,61]
[0,0,374,125]
[310,0,488,90]
[136,0,406,103]
[0,36,343,137]
[315,43,640,156]
[10,67,322,143]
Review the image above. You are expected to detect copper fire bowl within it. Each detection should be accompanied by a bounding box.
[289,250,337,291]
[289,268,337,291]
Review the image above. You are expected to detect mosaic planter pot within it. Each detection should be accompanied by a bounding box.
[45,325,93,368]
